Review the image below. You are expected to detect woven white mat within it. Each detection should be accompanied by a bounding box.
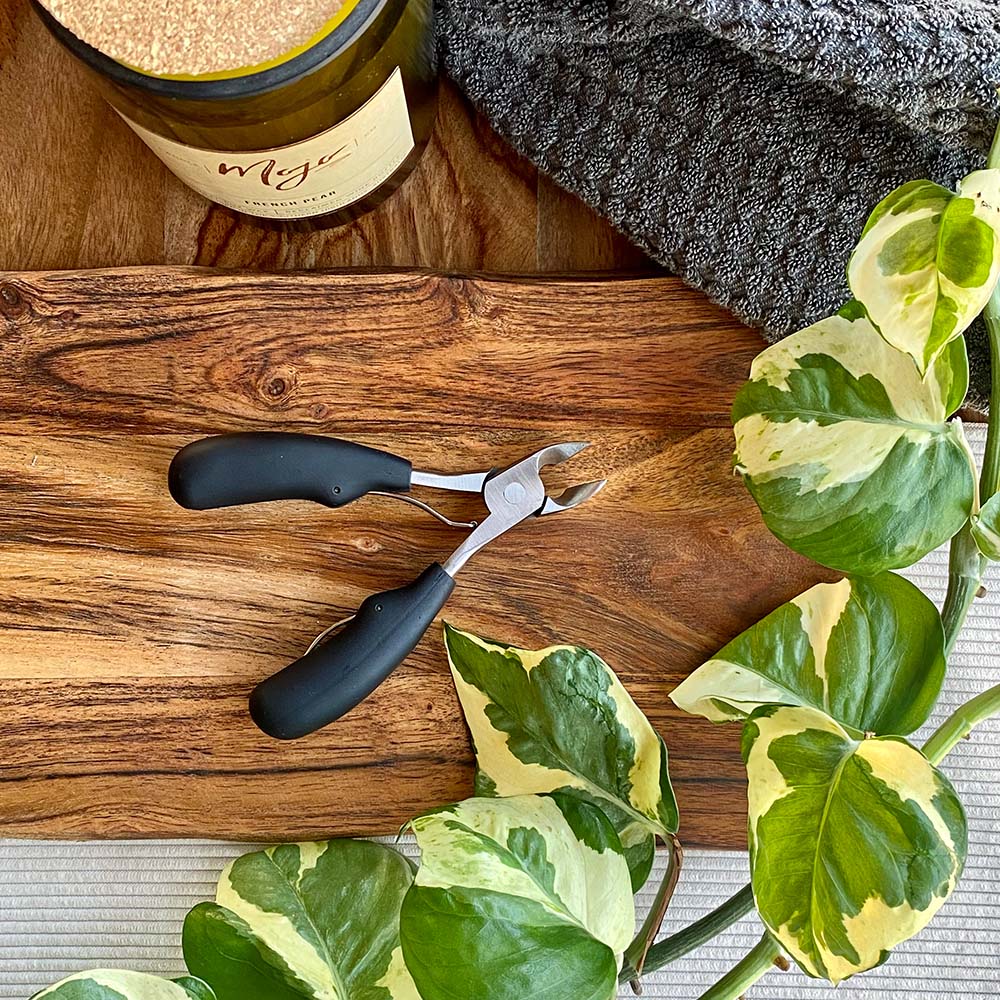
[2,426,998,999]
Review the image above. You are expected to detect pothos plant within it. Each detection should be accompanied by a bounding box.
[34,133,1000,1000]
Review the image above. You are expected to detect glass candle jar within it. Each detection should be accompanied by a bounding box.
[31,0,438,227]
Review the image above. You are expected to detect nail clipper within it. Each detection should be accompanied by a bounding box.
[168,432,605,739]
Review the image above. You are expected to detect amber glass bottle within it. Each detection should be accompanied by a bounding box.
[32,0,437,227]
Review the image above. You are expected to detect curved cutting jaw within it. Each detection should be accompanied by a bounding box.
[440,442,607,576]
[537,478,607,516]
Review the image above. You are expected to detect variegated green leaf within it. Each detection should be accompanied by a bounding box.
[183,840,418,1000]
[971,492,1000,560]
[733,306,975,575]
[671,572,945,735]
[443,624,677,891]
[848,172,1000,372]
[33,972,214,1000]
[400,793,634,1000]
[744,705,967,984]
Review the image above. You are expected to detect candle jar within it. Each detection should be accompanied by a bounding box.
[32,0,438,228]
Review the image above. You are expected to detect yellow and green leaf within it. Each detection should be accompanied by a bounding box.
[743,705,967,984]
[443,624,677,891]
[848,171,1000,373]
[33,972,215,1000]
[972,492,1000,560]
[732,307,975,575]
[400,794,634,1000]
[671,572,946,735]
[182,840,418,1000]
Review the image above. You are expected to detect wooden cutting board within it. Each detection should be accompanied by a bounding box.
[0,268,829,848]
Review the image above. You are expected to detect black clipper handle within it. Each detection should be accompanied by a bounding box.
[249,563,456,739]
[168,432,412,510]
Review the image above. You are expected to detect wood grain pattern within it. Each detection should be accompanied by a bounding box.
[536,177,655,273]
[0,0,652,274]
[0,267,833,847]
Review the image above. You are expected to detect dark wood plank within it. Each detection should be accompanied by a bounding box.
[0,267,833,847]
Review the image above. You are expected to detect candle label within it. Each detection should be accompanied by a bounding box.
[119,68,415,220]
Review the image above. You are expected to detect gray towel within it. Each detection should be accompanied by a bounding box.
[436,0,1000,407]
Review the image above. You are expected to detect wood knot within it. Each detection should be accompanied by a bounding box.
[0,282,28,319]
[352,535,383,554]
[257,366,297,405]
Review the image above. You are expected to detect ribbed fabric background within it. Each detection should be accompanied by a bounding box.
[1,427,998,998]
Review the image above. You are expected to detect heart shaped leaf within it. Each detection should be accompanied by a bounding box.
[733,305,975,575]
[183,841,418,1000]
[848,172,1000,373]
[33,972,215,1000]
[744,705,967,984]
[972,492,1000,560]
[444,624,677,891]
[672,572,946,736]
[400,793,634,1000]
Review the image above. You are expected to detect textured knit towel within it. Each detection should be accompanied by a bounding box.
[436,0,1000,406]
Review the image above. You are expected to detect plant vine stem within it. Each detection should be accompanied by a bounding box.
[941,283,1000,654]
[980,285,1000,498]
[922,681,1000,765]
[619,883,756,983]
[623,835,684,991]
[696,932,781,1000]
[940,525,984,658]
